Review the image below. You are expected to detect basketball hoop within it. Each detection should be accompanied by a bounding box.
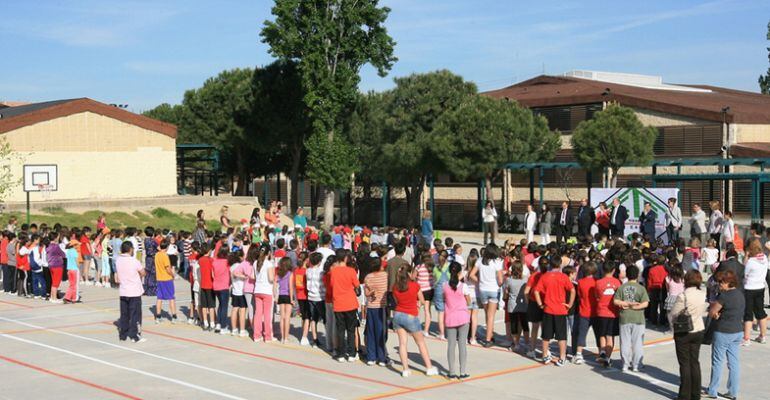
[37,184,52,200]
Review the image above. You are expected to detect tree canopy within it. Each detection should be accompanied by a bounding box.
[760,20,770,95]
[571,103,657,187]
[435,95,560,201]
[261,0,397,225]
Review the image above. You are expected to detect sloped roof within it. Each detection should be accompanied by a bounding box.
[483,75,770,124]
[0,98,176,138]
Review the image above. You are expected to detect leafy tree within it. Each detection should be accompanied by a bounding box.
[435,95,560,204]
[261,0,397,226]
[250,60,312,210]
[178,68,259,194]
[571,103,657,187]
[0,137,24,202]
[142,103,184,129]
[760,20,770,94]
[378,70,477,224]
[347,91,388,198]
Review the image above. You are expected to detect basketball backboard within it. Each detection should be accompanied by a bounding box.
[23,164,58,192]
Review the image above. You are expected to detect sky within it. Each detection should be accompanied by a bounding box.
[1,0,769,112]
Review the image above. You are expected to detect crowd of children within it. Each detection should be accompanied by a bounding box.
[2,208,769,394]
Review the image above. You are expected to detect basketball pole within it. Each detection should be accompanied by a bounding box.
[26,191,30,225]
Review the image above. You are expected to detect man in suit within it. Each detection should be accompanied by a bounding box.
[639,202,657,241]
[576,198,595,240]
[610,198,628,239]
[664,197,682,245]
[555,201,573,244]
[715,248,745,289]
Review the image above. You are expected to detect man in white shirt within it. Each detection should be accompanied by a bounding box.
[664,197,682,245]
[524,204,537,244]
[689,203,708,244]
[482,201,498,245]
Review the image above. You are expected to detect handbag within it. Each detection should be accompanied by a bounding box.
[672,293,694,334]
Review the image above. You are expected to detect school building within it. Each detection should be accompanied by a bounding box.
[0,98,177,203]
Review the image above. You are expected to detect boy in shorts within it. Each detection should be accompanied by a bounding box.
[594,262,621,367]
[534,257,575,366]
[154,239,178,324]
[295,255,311,345]
[197,243,216,331]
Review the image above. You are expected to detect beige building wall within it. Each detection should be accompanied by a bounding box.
[4,112,176,202]
[632,107,710,127]
[733,123,770,143]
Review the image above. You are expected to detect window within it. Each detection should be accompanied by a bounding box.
[532,103,602,134]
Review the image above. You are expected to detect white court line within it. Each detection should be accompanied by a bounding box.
[0,316,336,400]
[17,309,116,321]
[1,333,247,399]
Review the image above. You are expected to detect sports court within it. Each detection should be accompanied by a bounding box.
[1,272,768,400]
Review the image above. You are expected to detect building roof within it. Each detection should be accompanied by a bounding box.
[0,101,32,109]
[483,73,770,124]
[0,98,177,138]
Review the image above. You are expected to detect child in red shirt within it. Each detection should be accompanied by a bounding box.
[197,244,216,330]
[572,262,598,363]
[295,258,310,345]
[594,263,621,367]
[646,254,668,326]
[524,257,548,357]
[533,257,575,366]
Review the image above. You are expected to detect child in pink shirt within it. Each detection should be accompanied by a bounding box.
[443,262,471,379]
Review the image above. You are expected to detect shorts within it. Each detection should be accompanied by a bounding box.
[421,289,434,302]
[593,316,619,337]
[191,290,199,307]
[231,294,247,308]
[479,289,500,305]
[156,280,175,300]
[309,300,325,323]
[50,267,63,287]
[744,289,768,322]
[200,289,215,308]
[509,312,529,335]
[298,299,311,320]
[433,285,446,312]
[541,313,567,341]
[526,301,544,323]
[468,296,480,310]
[572,316,592,347]
[277,294,291,305]
[392,311,422,333]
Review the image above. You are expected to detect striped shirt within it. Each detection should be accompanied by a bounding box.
[364,271,388,308]
[306,266,324,302]
[415,264,434,292]
[182,239,193,258]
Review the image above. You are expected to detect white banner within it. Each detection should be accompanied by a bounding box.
[590,187,679,240]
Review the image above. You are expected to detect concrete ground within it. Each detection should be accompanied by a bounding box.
[0,233,768,399]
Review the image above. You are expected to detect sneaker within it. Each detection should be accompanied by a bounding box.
[597,352,607,363]
[336,357,347,363]
[482,339,494,348]
[436,335,447,341]
[188,318,195,325]
[422,331,430,337]
[718,393,737,400]
[401,370,411,378]
[34,296,41,299]
[555,359,566,367]
[573,355,584,365]
[132,337,148,343]
[526,350,536,359]
[377,361,389,367]
[220,328,230,335]
[366,360,375,366]
[300,337,310,346]
[469,338,478,345]
[231,329,239,336]
[239,331,248,338]
[171,315,178,324]
[458,374,470,379]
[741,339,751,347]
[621,366,629,373]
[632,366,640,372]
[425,366,438,376]
[347,354,359,363]
[541,354,552,364]
[755,336,767,344]
[447,374,457,380]
[154,318,161,325]
[203,322,210,330]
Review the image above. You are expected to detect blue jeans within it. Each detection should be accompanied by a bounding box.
[365,308,388,363]
[31,271,46,297]
[708,331,741,397]
[179,256,189,280]
[215,290,230,329]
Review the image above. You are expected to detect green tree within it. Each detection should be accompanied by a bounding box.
[435,95,560,204]
[378,70,477,224]
[759,20,770,94]
[261,0,397,226]
[571,103,657,187]
[250,60,312,210]
[142,103,184,128]
[0,137,24,202]
[178,68,258,194]
[347,91,388,199]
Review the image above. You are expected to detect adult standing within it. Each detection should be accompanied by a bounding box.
[665,197,683,245]
[482,201,498,246]
[708,201,724,250]
[576,198,595,241]
[555,202,573,245]
[193,210,207,245]
[595,202,611,239]
[669,270,707,400]
[538,203,552,245]
[421,210,434,248]
[116,241,147,343]
[715,249,745,290]
[690,203,708,244]
[706,270,744,399]
[610,198,629,239]
[293,207,308,230]
[524,204,537,244]
[469,244,504,347]
[220,206,231,234]
[639,202,657,241]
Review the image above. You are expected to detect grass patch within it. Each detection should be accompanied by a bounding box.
[7,209,221,233]
[41,206,66,214]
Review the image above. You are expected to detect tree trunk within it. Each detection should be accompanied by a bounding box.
[235,149,248,196]
[610,167,619,188]
[289,144,303,212]
[323,188,335,228]
[310,183,320,220]
[404,175,426,228]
